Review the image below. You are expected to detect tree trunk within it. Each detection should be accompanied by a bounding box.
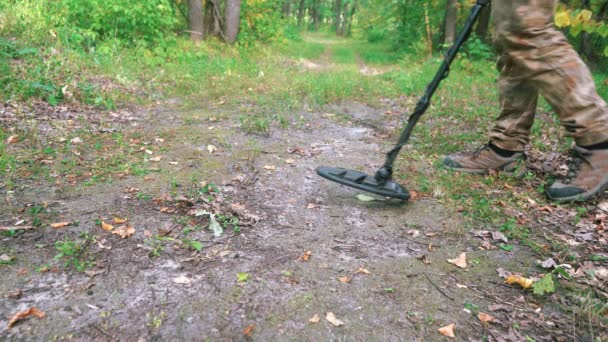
[282,0,291,18]
[334,0,342,33]
[338,3,349,36]
[313,0,321,31]
[188,0,204,41]
[345,0,357,36]
[579,0,593,61]
[475,1,491,41]
[225,0,241,43]
[443,0,457,45]
[297,0,306,26]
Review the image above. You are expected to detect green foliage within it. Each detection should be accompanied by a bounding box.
[54,235,95,272]
[53,0,176,46]
[239,0,284,45]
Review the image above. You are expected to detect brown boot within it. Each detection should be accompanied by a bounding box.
[546,146,608,202]
[443,144,527,177]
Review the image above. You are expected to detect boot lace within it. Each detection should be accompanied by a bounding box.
[472,144,491,159]
[564,147,592,184]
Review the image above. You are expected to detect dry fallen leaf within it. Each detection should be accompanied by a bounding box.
[7,135,19,144]
[207,145,217,153]
[101,221,114,231]
[173,275,193,285]
[307,203,317,209]
[455,283,468,289]
[243,324,255,337]
[145,149,153,155]
[447,252,467,268]
[478,312,495,323]
[338,276,351,283]
[438,323,456,338]
[309,313,320,323]
[263,165,276,171]
[169,161,179,165]
[285,158,295,164]
[299,250,312,262]
[356,267,371,275]
[505,275,533,289]
[112,225,135,239]
[50,222,71,229]
[8,307,45,329]
[149,156,162,162]
[113,217,127,224]
[325,312,345,326]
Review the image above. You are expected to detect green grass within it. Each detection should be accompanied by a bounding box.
[331,45,356,64]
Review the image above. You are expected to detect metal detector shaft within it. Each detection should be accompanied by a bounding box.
[374,0,489,183]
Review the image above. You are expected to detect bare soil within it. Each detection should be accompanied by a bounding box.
[1,96,583,341]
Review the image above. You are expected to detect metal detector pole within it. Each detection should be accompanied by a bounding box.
[374,0,490,184]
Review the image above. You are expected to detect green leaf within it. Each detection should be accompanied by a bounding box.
[237,272,250,283]
[189,240,203,251]
[553,266,572,280]
[357,194,376,202]
[498,244,514,251]
[383,287,396,293]
[532,274,555,296]
[604,46,608,58]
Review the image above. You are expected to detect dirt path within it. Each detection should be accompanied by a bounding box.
[0,43,583,341]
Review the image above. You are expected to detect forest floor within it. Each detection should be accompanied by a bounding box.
[1,34,607,341]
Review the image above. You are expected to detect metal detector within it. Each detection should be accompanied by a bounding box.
[316,0,490,201]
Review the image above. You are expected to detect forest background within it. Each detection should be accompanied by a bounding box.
[1,0,607,109]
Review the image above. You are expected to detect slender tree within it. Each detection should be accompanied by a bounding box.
[188,0,204,41]
[225,0,241,43]
[443,0,457,45]
[476,1,491,41]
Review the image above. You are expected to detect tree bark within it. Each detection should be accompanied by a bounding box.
[334,0,343,33]
[443,0,457,45]
[282,0,291,18]
[188,0,204,41]
[345,0,358,36]
[476,1,491,41]
[297,0,306,26]
[225,0,241,43]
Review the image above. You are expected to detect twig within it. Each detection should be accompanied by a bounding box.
[424,273,455,301]
[0,226,34,231]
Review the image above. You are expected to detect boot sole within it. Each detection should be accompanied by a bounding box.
[547,176,608,203]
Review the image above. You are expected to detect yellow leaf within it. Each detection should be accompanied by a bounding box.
[447,252,467,268]
[113,217,127,224]
[505,275,533,289]
[356,267,371,275]
[338,276,351,283]
[50,222,71,229]
[576,9,592,23]
[438,323,456,338]
[478,312,495,323]
[555,11,571,28]
[101,221,114,231]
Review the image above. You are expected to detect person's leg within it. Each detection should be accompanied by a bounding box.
[488,54,539,152]
[494,0,608,201]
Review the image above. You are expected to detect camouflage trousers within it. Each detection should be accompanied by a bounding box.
[489,0,608,151]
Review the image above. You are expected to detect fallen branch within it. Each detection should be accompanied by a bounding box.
[425,273,455,301]
[0,226,34,231]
